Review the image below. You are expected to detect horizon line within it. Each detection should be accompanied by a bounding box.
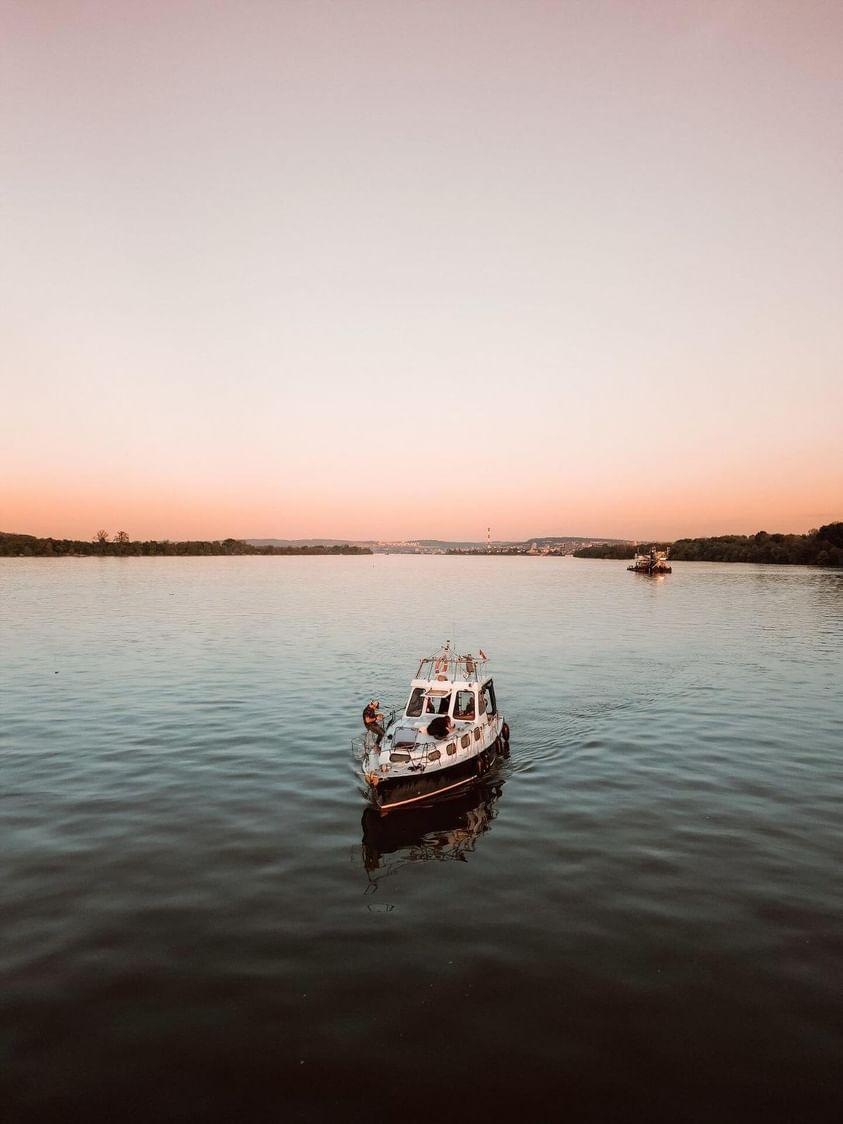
[4,524,840,546]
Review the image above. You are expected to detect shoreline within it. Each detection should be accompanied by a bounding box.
[0,532,371,559]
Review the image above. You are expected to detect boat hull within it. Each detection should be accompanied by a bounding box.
[371,740,502,812]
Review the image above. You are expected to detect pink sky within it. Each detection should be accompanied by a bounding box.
[2,1,841,541]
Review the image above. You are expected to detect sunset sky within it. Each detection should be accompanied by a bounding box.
[2,0,841,542]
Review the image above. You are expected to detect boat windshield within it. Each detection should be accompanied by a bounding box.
[406,688,425,717]
[424,692,451,715]
[454,690,476,720]
[407,687,451,717]
[481,680,497,716]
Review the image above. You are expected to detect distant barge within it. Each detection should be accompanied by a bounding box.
[628,548,672,574]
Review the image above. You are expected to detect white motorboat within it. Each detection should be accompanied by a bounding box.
[357,643,510,812]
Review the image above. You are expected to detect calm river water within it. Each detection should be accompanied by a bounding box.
[2,556,842,1121]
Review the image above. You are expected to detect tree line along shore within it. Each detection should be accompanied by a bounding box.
[573,524,843,567]
[3,525,841,564]
[0,532,371,557]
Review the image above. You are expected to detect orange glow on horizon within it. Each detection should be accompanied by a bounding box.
[3,472,840,544]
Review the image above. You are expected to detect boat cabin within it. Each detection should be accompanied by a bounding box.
[404,679,498,724]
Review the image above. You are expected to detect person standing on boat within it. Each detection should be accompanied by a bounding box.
[362,699,385,747]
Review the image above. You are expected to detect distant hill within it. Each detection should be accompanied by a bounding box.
[247,538,375,548]
[249,535,629,551]
[521,536,629,546]
[413,539,500,550]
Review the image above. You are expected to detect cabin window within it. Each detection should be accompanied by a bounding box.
[473,727,481,741]
[454,690,475,720]
[425,692,451,715]
[460,733,471,749]
[481,681,497,716]
[406,688,425,717]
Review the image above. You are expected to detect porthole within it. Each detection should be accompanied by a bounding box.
[389,752,410,763]
[446,741,456,756]
[473,727,481,741]
[461,733,471,749]
[427,749,441,761]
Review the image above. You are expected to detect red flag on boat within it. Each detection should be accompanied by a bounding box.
[479,649,487,659]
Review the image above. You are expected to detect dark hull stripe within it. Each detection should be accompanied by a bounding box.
[374,744,499,811]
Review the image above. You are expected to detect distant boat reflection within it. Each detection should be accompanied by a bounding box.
[361,779,505,882]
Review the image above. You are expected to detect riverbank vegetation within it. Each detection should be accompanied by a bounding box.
[573,543,638,560]
[0,532,371,557]
[573,525,843,566]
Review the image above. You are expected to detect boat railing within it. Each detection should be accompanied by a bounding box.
[415,652,488,682]
[384,703,401,730]
[351,702,401,758]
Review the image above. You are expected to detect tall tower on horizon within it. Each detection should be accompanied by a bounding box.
[487,526,491,552]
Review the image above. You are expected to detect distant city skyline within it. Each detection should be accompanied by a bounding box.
[3,2,841,542]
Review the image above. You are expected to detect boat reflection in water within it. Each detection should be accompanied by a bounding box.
[361,779,505,881]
